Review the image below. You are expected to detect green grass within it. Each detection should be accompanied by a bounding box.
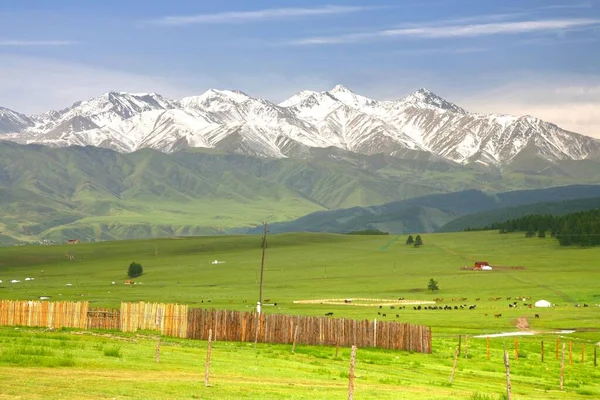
[1,231,600,398]
[1,231,599,332]
[0,327,598,399]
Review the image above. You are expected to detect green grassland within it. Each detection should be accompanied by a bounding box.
[1,231,600,398]
[1,231,599,332]
[0,326,599,400]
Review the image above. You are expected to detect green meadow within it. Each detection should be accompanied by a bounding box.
[1,231,599,398]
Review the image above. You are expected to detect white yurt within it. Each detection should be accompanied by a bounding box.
[534,299,552,308]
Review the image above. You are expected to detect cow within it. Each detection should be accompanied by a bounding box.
[535,314,540,318]
[494,313,502,318]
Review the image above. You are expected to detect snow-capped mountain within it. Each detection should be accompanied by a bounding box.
[1,85,598,166]
[0,107,34,133]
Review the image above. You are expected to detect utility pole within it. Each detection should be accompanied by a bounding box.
[257,222,268,315]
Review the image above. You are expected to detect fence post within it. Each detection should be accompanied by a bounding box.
[449,346,459,383]
[569,341,573,365]
[292,325,299,354]
[503,342,512,400]
[348,345,357,400]
[156,338,161,363]
[541,340,544,363]
[373,319,377,348]
[560,342,566,390]
[205,329,212,387]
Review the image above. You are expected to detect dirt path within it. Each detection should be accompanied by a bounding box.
[515,316,530,331]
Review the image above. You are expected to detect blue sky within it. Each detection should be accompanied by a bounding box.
[1,0,599,136]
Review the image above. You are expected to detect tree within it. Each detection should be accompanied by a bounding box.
[427,278,439,291]
[406,235,414,245]
[537,229,546,238]
[414,235,423,247]
[128,262,143,278]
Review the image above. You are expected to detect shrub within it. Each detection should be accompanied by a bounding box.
[103,346,122,358]
[127,262,143,278]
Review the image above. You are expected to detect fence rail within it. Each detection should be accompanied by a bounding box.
[0,300,431,353]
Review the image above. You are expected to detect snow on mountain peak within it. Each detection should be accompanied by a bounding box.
[2,85,598,167]
[278,90,319,107]
[402,88,467,114]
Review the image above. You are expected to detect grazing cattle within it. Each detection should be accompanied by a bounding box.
[325,312,334,316]
[475,298,481,301]
[264,299,270,303]
[469,305,476,310]
[535,314,540,318]
[584,304,589,307]
[494,313,502,318]
[396,314,399,318]
[66,239,80,244]
[382,314,387,317]
[378,312,381,315]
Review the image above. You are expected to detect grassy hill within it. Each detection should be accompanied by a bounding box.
[438,196,600,232]
[2,141,600,242]
[249,185,600,234]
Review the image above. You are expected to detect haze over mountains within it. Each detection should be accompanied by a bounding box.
[1,85,599,167]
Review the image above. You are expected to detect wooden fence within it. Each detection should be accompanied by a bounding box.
[187,309,432,353]
[0,301,431,353]
[120,302,188,337]
[87,308,120,330]
[0,300,89,329]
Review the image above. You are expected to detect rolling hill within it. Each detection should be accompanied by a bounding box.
[437,196,600,232]
[1,141,600,243]
[245,185,600,235]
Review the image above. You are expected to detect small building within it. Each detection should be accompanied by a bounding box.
[473,261,490,270]
[535,299,552,308]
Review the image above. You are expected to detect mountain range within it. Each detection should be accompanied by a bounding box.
[1,85,599,166]
[1,138,600,244]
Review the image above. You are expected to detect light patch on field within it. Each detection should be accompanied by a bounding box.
[294,298,436,307]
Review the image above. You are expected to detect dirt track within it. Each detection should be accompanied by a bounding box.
[515,316,530,330]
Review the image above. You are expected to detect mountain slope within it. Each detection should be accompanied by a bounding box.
[0,107,33,133]
[437,196,600,233]
[1,86,598,166]
[248,185,600,235]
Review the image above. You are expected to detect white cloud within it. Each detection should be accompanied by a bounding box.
[290,18,600,45]
[0,55,331,114]
[0,55,197,113]
[150,5,371,26]
[457,77,600,138]
[0,40,79,46]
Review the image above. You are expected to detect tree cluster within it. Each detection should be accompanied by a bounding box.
[406,235,423,247]
[487,209,600,247]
